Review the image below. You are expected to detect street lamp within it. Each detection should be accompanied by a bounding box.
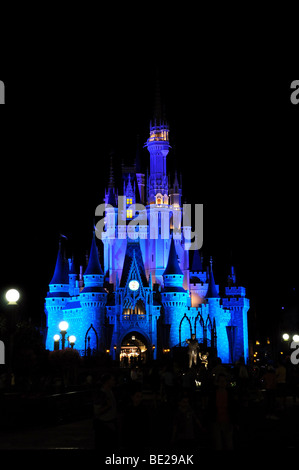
[293,334,299,342]
[282,333,290,341]
[53,334,60,350]
[68,335,76,349]
[5,289,20,305]
[59,321,69,350]
[4,288,21,387]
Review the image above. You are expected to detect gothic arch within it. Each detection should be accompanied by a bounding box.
[194,311,204,339]
[205,315,212,331]
[120,328,151,348]
[179,313,192,346]
[84,323,99,354]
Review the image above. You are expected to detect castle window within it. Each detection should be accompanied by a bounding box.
[127,209,133,219]
[127,198,132,205]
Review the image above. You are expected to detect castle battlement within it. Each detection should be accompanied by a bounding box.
[225,286,246,297]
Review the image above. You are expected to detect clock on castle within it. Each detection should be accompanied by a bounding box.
[44,93,249,365]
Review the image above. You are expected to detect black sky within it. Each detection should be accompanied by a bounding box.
[0,30,298,340]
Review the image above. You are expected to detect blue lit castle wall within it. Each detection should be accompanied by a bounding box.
[44,109,250,363]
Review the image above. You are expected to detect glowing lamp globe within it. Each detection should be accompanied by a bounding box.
[69,335,76,344]
[59,321,69,332]
[53,335,60,342]
[282,333,290,341]
[5,288,20,305]
[293,334,299,342]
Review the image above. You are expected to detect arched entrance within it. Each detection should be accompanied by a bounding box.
[120,331,148,366]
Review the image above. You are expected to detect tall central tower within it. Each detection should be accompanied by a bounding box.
[145,79,171,205]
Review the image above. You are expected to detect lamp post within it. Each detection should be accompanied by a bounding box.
[59,321,69,350]
[53,334,60,350]
[5,289,20,387]
[68,335,76,349]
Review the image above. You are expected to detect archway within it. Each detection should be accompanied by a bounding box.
[120,331,149,366]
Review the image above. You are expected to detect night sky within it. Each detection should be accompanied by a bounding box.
[0,36,298,343]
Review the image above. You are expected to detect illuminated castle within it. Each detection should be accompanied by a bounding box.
[45,102,249,364]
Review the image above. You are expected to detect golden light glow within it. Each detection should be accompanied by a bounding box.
[127,209,133,219]
[148,129,169,142]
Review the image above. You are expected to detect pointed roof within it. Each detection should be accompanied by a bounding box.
[191,250,203,272]
[163,237,183,276]
[120,240,148,287]
[50,244,69,284]
[84,234,103,275]
[107,187,117,206]
[206,257,219,298]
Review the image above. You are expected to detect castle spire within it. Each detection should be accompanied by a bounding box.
[84,232,103,275]
[50,239,69,285]
[191,249,203,272]
[106,152,117,207]
[206,257,219,298]
[153,70,162,125]
[163,237,183,276]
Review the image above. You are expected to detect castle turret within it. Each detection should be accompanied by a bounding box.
[45,241,70,350]
[222,266,250,362]
[161,237,188,348]
[78,233,107,352]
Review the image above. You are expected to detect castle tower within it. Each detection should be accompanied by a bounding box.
[222,267,250,362]
[78,233,107,351]
[145,78,170,205]
[45,240,70,350]
[161,237,188,347]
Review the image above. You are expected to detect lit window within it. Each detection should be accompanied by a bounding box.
[127,209,133,219]
[127,198,132,205]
